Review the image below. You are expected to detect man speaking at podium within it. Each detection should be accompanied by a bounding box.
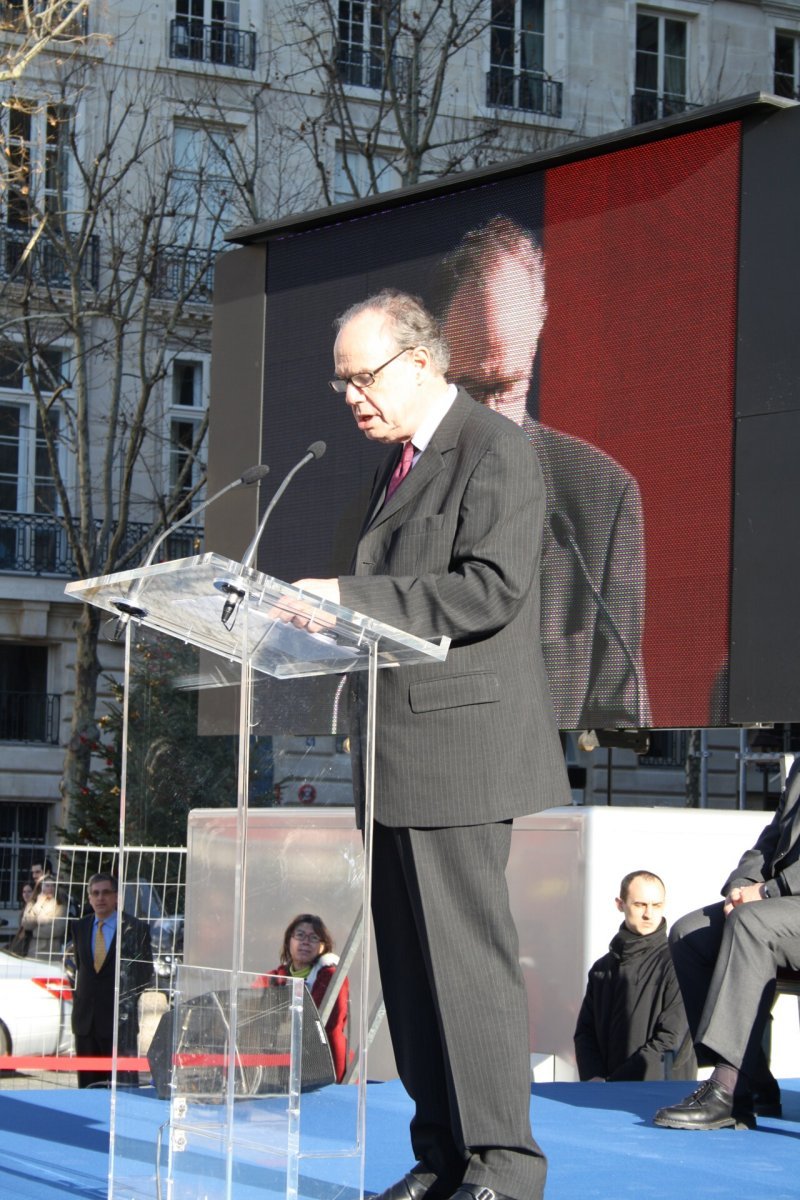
[285,289,570,1200]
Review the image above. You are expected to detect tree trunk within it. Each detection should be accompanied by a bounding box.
[61,602,103,819]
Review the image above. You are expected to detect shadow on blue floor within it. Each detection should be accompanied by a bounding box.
[0,1079,798,1200]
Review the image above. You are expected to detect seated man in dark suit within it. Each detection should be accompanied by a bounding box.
[574,870,694,1081]
[654,758,800,1129]
[71,872,153,1088]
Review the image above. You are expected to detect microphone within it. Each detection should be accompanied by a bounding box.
[548,511,645,725]
[110,464,269,634]
[240,441,326,572]
[217,442,325,631]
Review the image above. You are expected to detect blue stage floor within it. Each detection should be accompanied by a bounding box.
[0,1079,798,1200]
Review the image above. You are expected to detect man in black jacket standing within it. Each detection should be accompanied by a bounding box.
[574,871,694,1082]
[71,873,153,1088]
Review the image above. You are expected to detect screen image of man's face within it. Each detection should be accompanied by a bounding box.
[442,248,546,426]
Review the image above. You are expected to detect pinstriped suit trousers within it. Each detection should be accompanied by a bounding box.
[371,819,547,1200]
[671,896,800,1076]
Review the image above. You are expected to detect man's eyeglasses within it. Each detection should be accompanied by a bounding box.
[329,346,414,393]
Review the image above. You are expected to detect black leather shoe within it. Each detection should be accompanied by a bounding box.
[450,1185,519,1200]
[653,1079,743,1130]
[370,1172,442,1200]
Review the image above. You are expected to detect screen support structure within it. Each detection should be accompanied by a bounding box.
[66,553,449,1200]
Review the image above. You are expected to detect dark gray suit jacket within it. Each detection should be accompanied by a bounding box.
[340,389,571,828]
[722,759,800,897]
[526,419,650,731]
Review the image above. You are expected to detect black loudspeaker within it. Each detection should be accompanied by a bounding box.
[147,985,335,1100]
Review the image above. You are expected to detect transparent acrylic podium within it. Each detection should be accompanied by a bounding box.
[66,553,449,1200]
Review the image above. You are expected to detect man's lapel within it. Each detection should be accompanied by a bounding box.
[363,390,472,532]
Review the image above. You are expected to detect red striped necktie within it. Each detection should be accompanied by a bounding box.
[385,441,415,502]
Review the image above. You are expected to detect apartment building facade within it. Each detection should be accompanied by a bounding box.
[1,0,798,847]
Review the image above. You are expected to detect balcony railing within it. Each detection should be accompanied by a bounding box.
[0,512,204,577]
[1,226,99,291]
[336,45,410,92]
[152,247,215,303]
[486,68,563,119]
[169,18,256,70]
[0,691,60,744]
[631,91,701,126]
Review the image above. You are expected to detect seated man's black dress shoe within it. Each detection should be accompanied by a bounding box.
[653,1079,752,1130]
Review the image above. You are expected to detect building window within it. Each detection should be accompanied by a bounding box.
[0,346,66,515]
[336,0,398,89]
[0,346,68,572]
[0,801,50,908]
[487,1,560,117]
[775,32,800,99]
[2,102,72,228]
[172,125,231,251]
[173,359,203,407]
[168,359,206,520]
[633,10,688,124]
[170,0,255,69]
[334,147,401,203]
[0,644,59,744]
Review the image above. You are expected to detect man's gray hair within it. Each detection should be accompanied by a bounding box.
[335,288,450,375]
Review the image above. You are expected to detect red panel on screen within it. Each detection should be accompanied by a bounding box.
[540,125,740,725]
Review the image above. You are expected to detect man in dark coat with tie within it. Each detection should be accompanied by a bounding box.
[70,873,153,1088]
[654,758,800,1129]
[284,290,571,1200]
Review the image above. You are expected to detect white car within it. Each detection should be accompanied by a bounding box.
[0,947,74,1058]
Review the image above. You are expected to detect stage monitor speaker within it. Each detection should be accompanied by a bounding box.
[147,984,335,1100]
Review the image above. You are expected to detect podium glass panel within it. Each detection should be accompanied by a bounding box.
[66,557,447,1200]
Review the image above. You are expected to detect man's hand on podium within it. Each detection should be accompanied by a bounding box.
[271,578,340,633]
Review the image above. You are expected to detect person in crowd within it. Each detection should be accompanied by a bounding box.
[653,758,800,1130]
[29,859,52,888]
[9,881,35,956]
[20,875,69,958]
[574,870,694,1081]
[70,873,153,1088]
[254,913,349,1082]
[434,215,650,730]
[278,289,570,1200]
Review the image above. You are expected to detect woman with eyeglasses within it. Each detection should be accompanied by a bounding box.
[255,912,349,1082]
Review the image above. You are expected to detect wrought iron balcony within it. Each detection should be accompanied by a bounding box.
[152,247,215,303]
[0,690,60,745]
[486,68,563,118]
[1,226,99,291]
[336,45,410,92]
[169,18,256,70]
[631,91,701,126]
[0,512,204,577]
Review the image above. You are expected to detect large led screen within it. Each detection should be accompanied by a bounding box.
[235,120,742,731]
